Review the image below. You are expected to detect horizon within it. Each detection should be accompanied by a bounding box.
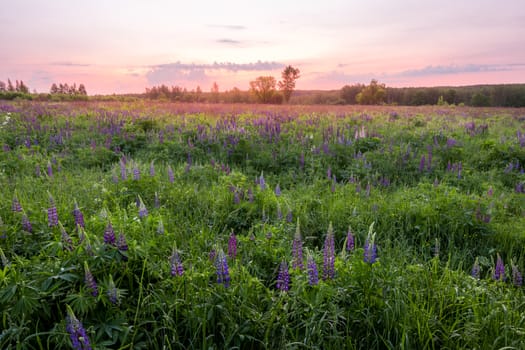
[2,0,525,95]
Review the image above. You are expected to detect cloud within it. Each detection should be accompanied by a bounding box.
[397,63,525,77]
[216,38,243,45]
[50,61,91,67]
[146,60,284,86]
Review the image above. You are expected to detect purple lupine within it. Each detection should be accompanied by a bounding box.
[327,166,332,180]
[286,209,293,223]
[276,260,290,292]
[84,262,98,297]
[107,276,119,305]
[117,232,128,251]
[512,264,523,287]
[154,192,160,208]
[323,223,335,280]
[138,197,148,218]
[471,258,481,279]
[73,201,85,228]
[65,305,92,350]
[275,184,281,196]
[209,248,217,262]
[167,165,174,183]
[104,222,116,246]
[292,221,304,270]
[170,249,184,276]
[157,219,165,235]
[12,196,22,212]
[60,222,74,251]
[427,145,433,170]
[47,193,59,227]
[133,164,140,180]
[22,213,33,233]
[493,253,505,281]
[307,256,319,286]
[215,250,231,287]
[149,161,155,177]
[363,225,377,264]
[346,227,355,252]
[419,155,426,172]
[228,232,237,259]
[259,173,266,190]
[35,164,41,177]
[120,159,127,180]
[276,205,283,220]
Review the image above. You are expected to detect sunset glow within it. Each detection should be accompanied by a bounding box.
[2,0,524,94]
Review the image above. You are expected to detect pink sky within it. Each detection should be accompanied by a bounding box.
[1,0,524,95]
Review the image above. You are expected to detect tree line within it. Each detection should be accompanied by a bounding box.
[0,79,88,100]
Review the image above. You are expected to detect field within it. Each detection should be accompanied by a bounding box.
[1,100,525,349]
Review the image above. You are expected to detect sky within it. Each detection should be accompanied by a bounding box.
[1,0,525,95]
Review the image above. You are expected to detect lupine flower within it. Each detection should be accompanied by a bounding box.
[22,213,33,233]
[84,262,98,297]
[104,222,116,246]
[120,159,127,180]
[292,221,304,270]
[138,197,148,218]
[228,232,237,259]
[259,172,266,190]
[512,264,523,287]
[65,305,92,350]
[364,223,378,264]
[149,161,155,177]
[60,222,74,251]
[209,248,217,262]
[167,165,174,183]
[419,155,426,172]
[346,227,355,252]
[323,223,335,280]
[327,167,332,180]
[117,232,128,251]
[471,257,481,279]
[47,193,58,227]
[493,253,505,281]
[157,219,165,235]
[286,209,293,223]
[276,204,283,220]
[154,192,160,208]
[170,249,184,276]
[35,165,41,177]
[307,256,319,286]
[107,275,119,305]
[73,201,85,228]
[133,164,140,180]
[276,260,290,291]
[275,184,281,196]
[12,196,22,212]
[215,250,231,287]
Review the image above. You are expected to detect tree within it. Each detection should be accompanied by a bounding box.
[250,76,277,103]
[78,84,87,96]
[7,79,14,92]
[278,65,300,103]
[50,83,58,94]
[356,79,386,105]
[210,82,219,103]
[0,80,5,92]
[340,84,363,104]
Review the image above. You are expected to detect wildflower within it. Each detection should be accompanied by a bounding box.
[107,275,119,305]
[167,165,174,183]
[209,248,216,262]
[157,218,164,235]
[276,204,283,220]
[0,247,9,267]
[84,262,98,297]
[286,209,293,223]
[47,193,59,227]
[307,256,319,286]
[133,163,140,180]
[471,257,481,279]
[60,222,74,251]
[73,201,85,228]
[215,250,230,287]
[419,155,426,172]
[117,232,128,251]
[149,161,155,177]
[276,260,290,291]
[120,159,127,180]
[138,197,148,218]
[65,305,92,350]
[104,222,116,246]
[47,160,53,178]
[364,223,377,264]
[275,184,281,196]
[292,220,303,270]
[22,213,33,233]
[346,227,355,252]
[493,253,505,281]
[228,232,237,259]
[512,264,523,287]
[12,195,22,212]
[170,249,184,276]
[259,172,266,190]
[323,223,335,280]
[154,192,160,208]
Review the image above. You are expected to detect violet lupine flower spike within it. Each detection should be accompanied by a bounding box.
[215,250,231,287]
[493,253,505,281]
[59,222,74,251]
[292,220,304,270]
[47,192,58,227]
[512,263,523,287]
[138,196,148,218]
[276,260,290,292]
[363,222,378,264]
[170,248,184,276]
[345,226,355,253]
[322,222,335,280]
[73,200,85,229]
[107,275,119,305]
[104,221,116,246]
[167,165,174,183]
[21,212,33,233]
[228,232,237,259]
[12,194,22,212]
[117,232,128,252]
[471,257,481,279]
[65,305,92,350]
[84,261,98,297]
[307,255,319,286]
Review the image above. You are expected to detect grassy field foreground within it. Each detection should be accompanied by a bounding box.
[1,101,525,349]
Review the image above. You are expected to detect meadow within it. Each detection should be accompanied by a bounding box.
[0,100,524,349]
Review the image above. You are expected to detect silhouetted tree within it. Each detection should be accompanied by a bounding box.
[356,79,386,105]
[7,79,14,92]
[250,76,277,103]
[278,65,300,103]
[340,84,363,104]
